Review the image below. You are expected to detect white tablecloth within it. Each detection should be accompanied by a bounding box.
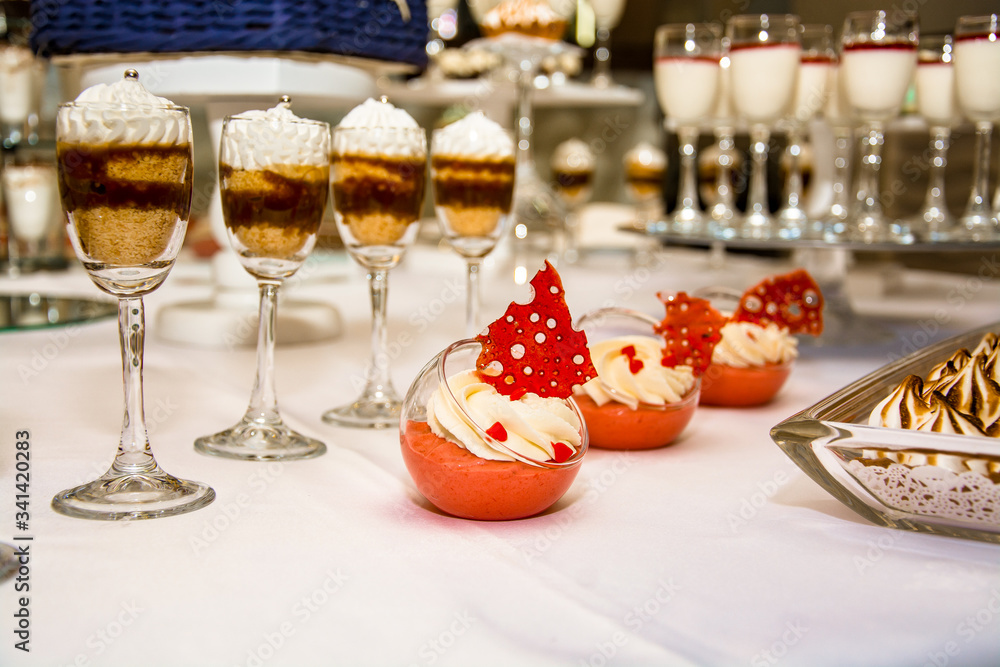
[1,239,999,667]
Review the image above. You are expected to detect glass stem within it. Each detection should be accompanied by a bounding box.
[923,126,950,214]
[746,124,771,218]
[715,128,736,211]
[830,125,852,217]
[676,126,700,213]
[112,297,155,475]
[855,121,884,220]
[965,121,993,218]
[465,258,482,337]
[784,126,803,210]
[244,281,282,426]
[592,27,612,87]
[515,62,534,174]
[364,268,394,400]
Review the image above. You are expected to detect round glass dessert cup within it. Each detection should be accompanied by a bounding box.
[195,108,331,461]
[51,75,215,520]
[573,307,700,450]
[954,14,1000,241]
[430,126,515,336]
[653,22,723,236]
[840,10,919,243]
[399,339,588,521]
[325,125,427,429]
[699,360,794,407]
[726,13,802,240]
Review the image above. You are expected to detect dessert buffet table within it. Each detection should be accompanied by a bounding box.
[1,238,999,667]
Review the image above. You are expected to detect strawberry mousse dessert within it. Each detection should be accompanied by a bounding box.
[694,269,824,407]
[573,307,700,450]
[399,261,597,520]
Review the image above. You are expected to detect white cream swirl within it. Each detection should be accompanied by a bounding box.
[57,73,191,146]
[551,138,595,172]
[575,335,695,409]
[222,102,330,170]
[431,111,514,159]
[711,321,798,368]
[427,369,581,462]
[623,141,666,171]
[334,98,425,158]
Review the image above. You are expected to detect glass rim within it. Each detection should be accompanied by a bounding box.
[57,100,190,114]
[223,114,331,129]
[436,338,589,469]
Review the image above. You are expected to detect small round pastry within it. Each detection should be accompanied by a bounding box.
[574,308,700,450]
[399,261,595,521]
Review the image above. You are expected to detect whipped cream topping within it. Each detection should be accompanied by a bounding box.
[551,138,596,172]
[57,72,191,146]
[869,332,1000,437]
[222,101,330,170]
[431,111,514,160]
[427,369,582,463]
[575,335,695,410]
[711,321,798,368]
[334,98,425,158]
[623,141,666,171]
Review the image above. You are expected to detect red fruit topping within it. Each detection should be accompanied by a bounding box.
[486,422,508,442]
[551,441,573,463]
[621,345,644,374]
[654,291,727,376]
[732,269,824,336]
[476,261,597,400]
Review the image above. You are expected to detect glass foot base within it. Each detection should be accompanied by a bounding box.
[52,471,215,521]
[322,397,400,429]
[195,420,326,461]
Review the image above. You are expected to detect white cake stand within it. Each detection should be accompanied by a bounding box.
[56,53,383,346]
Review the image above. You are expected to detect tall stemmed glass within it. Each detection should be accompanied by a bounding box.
[953,14,1000,241]
[589,0,627,88]
[706,40,739,239]
[52,70,214,519]
[840,10,918,243]
[821,61,855,242]
[431,112,515,336]
[654,22,722,236]
[777,24,835,239]
[551,137,596,263]
[912,35,960,241]
[195,100,330,460]
[726,14,801,240]
[325,104,427,429]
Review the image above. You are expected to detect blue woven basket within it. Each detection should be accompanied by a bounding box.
[29,0,428,68]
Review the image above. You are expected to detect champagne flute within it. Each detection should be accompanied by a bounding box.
[777,24,836,239]
[589,0,628,88]
[654,22,723,236]
[840,10,918,243]
[431,111,515,336]
[912,34,960,241]
[52,70,214,520]
[726,14,801,240]
[953,14,1000,241]
[324,99,427,429]
[195,98,330,460]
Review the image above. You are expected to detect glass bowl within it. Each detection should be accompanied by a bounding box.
[573,307,700,450]
[700,360,794,407]
[771,320,1000,543]
[399,339,587,521]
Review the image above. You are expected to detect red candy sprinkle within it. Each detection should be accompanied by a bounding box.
[621,345,644,374]
[476,261,597,400]
[486,422,508,442]
[551,441,573,463]
[732,269,824,336]
[654,291,727,376]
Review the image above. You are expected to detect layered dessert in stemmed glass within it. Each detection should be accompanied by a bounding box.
[550,138,595,263]
[431,111,515,335]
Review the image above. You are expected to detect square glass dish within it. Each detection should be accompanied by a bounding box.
[770,321,1000,543]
